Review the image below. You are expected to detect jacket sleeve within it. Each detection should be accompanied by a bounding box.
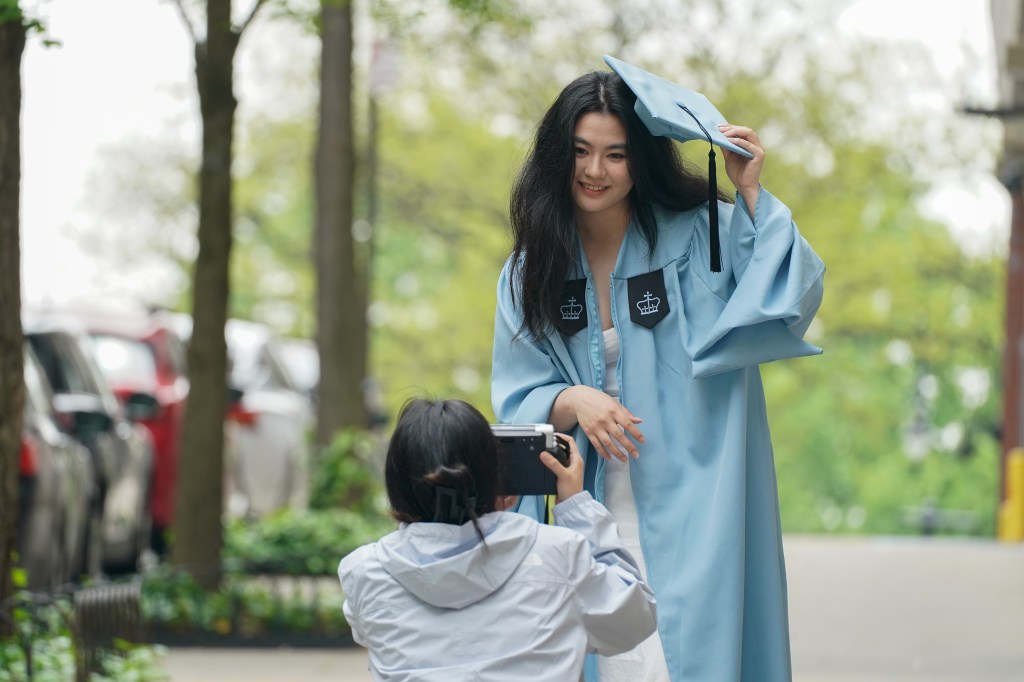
[491,258,577,424]
[553,491,657,655]
[686,187,825,378]
[338,551,368,648]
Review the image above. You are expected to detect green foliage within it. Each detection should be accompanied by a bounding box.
[141,566,349,636]
[232,115,317,334]
[0,1,21,23]
[309,428,388,513]
[0,1,60,46]
[0,633,76,682]
[223,507,393,576]
[0,594,76,682]
[216,427,393,576]
[0,592,165,682]
[368,96,520,420]
[88,643,169,682]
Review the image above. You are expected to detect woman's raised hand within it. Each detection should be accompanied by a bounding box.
[718,124,764,211]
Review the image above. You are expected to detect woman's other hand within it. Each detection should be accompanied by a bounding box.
[551,385,644,462]
[540,433,585,503]
[718,123,764,213]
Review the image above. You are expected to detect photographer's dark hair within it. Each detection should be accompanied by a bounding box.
[508,70,730,340]
[385,398,501,539]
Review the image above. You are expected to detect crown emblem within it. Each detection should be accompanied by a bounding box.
[561,296,583,321]
[637,291,661,316]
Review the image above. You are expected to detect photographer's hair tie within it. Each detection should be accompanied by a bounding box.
[431,485,477,525]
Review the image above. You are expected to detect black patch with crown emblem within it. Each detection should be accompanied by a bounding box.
[627,270,669,329]
[558,279,588,335]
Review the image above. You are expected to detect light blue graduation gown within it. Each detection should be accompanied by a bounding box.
[491,188,825,682]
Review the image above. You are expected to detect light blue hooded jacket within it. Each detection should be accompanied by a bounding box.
[492,189,825,681]
[338,492,657,681]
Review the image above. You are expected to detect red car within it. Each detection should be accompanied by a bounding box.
[58,308,189,554]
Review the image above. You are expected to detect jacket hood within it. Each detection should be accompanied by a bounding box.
[376,511,538,609]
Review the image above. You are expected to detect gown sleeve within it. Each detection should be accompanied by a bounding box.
[685,187,825,378]
[553,492,658,655]
[491,258,580,424]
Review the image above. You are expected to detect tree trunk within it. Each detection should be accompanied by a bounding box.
[0,15,26,632]
[171,0,239,590]
[315,0,367,446]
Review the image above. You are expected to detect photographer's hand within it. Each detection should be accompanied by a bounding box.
[540,434,584,504]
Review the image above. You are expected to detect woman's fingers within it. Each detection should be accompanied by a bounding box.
[624,420,646,445]
[589,422,640,461]
[602,432,630,462]
[719,123,760,143]
[569,387,645,461]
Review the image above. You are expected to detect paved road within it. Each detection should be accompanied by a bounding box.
[162,535,1024,681]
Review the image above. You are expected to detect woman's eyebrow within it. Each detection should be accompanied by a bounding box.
[573,136,627,150]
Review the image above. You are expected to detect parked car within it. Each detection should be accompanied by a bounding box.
[224,320,314,518]
[18,344,97,588]
[60,308,189,555]
[24,312,154,574]
[276,337,319,404]
[170,315,314,519]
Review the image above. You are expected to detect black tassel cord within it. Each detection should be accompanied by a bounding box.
[679,105,722,273]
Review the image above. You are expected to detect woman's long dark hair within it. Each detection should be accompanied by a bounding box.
[385,398,501,540]
[509,70,729,340]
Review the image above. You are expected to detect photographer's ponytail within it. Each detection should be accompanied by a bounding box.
[422,464,487,540]
[385,398,502,542]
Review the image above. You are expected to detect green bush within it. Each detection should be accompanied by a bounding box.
[141,568,349,637]
[309,428,388,514]
[223,504,393,576]
[139,427,395,639]
[0,591,166,682]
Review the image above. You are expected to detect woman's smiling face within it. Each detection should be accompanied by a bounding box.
[571,112,634,223]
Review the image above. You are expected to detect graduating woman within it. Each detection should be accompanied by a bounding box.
[491,66,825,681]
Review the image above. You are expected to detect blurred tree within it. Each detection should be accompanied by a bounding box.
[168,0,268,589]
[314,0,522,443]
[0,0,26,631]
[315,0,366,441]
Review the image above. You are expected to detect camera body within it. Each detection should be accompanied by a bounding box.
[491,424,569,496]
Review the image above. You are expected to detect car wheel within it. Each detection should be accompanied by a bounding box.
[134,506,153,572]
[78,498,105,582]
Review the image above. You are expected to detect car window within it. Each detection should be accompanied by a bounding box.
[23,346,55,418]
[88,334,158,385]
[240,347,296,392]
[28,333,97,395]
[73,336,124,415]
[165,331,188,376]
[277,341,319,393]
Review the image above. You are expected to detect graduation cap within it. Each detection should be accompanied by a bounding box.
[604,55,754,272]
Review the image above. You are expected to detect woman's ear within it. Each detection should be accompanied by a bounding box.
[495,495,519,511]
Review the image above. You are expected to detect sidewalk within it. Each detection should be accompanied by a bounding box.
[786,535,1024,681]
[162,535,1024,681]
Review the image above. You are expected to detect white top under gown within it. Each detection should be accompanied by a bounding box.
[598,326,671,681]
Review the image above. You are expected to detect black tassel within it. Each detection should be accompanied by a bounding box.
[708,147,721,272]
[678,104,722,273]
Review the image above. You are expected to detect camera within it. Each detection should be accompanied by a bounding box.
[490,424,570,495]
